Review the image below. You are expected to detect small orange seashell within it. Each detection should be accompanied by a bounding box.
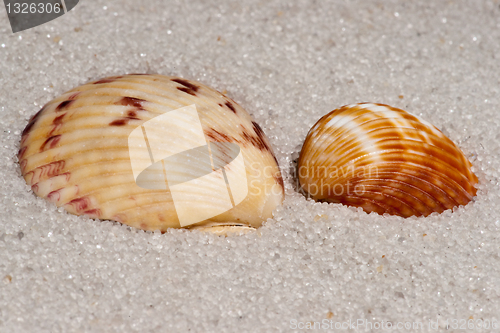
[298,103,478,217]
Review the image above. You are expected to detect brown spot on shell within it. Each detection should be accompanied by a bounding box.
[172,78,199,96]
[66,197,90,213]
[56,100,75,112]
[109,119,128,126]
[21,122,36,140]
[177,87,196,96]
[112,214,126,223]
[252,122,266,142]
[225,101,236,114]
[40,135,61,151]
[53,113,66,125]
[49,124,62,136]
[274,173,284,190]
[273,155,279,167]
[27,160,65,185]
[94,78,118,84]
[19,159,27,173]
[21,105,46,138]
[111,98,145,126]
[240,123,272,152]
[48,113,66,136]
[205,129,233,143]
[84,209,102,218]
[270,155,284,191]
[29,106,45,122]
[31,183,39,194]
[211,143,235,168]
[17,147,27,160]
[116,97,145,108]
[109,116,140,126]
[61,172,71,182]
[47,189,62,202]
[67,92,80,100]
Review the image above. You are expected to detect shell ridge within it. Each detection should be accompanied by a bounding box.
[348,185,424,216]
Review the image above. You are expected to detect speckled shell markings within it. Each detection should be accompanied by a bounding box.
[18,74,284,232]
[298,103,478,217]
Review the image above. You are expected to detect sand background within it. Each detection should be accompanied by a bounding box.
[0,1,499,332]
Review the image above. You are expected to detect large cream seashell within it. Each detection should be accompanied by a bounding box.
[298,103,478,217]
[18,74,284,232]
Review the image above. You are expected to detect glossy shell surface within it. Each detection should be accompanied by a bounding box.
[19,74,284,231]
[298,103,478,217]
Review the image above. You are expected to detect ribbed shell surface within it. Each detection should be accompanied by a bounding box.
[298,103,477,217]
[18,74,284,231]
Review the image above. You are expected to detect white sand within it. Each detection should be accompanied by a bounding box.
[1,0,499,332]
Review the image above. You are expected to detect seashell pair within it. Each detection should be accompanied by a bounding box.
[298,103,478,217]
[18,74,284,234]
[18,75,478,232]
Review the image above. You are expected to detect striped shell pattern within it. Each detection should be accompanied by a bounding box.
[298,103,478,217]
